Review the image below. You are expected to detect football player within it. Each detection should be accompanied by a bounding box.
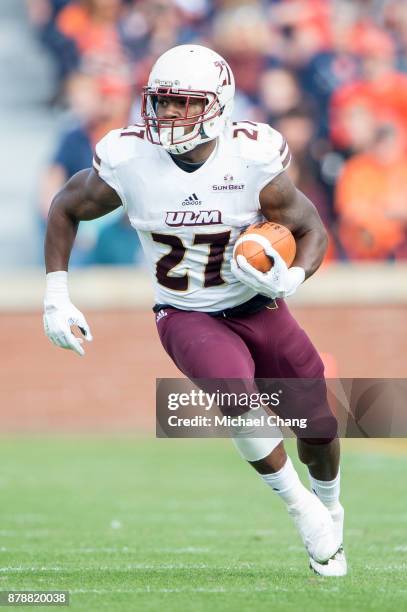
[43,45,346,576]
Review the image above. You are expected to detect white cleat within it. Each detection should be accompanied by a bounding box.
[288,490,341,563]
[309,546,347,576]
[309,503,347,576]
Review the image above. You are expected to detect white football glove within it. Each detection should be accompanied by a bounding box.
[231,243,305,299]
[43,271,93,357]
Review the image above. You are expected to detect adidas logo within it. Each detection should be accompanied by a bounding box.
[156,310,168,323]
[181,193,202,206]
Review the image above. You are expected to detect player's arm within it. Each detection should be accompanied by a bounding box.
[43,168,122,356]
[231,171,328,300]
[45,168,122,272]
[259,171,328,280]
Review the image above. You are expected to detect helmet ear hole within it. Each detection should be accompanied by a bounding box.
[199,124,207,137]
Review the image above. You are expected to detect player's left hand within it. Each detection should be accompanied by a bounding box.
[43,270,93,356]
[231,246,305,299]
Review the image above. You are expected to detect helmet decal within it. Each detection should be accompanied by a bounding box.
[214,61,232,87]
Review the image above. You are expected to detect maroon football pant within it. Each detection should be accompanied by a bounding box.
[156,300,323,378]
[155,300,337,442]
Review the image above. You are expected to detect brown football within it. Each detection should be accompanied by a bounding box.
[234,222,296,273]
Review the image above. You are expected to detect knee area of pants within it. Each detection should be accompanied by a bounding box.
[300,436,338,446]
[302,414,338,443]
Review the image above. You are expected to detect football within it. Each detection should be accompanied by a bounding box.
[234,221,296,273]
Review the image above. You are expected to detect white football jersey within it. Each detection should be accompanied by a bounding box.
[93,121,290,312]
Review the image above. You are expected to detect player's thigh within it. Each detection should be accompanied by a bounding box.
[251,301,324,379]
[155,308,255,378]
[250,302,336,440]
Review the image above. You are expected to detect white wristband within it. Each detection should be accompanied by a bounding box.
[45,271,69,302]
[289,266,305,286]
[284,266,305,297]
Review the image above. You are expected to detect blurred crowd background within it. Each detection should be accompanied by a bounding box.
[21,0,407,265]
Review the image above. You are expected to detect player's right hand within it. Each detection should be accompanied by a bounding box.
[43,300,93,356]
[231,245,305,299]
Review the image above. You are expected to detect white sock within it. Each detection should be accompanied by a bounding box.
[261,457,309,507]
[309,470,341,510]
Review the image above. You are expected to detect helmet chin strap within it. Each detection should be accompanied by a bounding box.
[168,141,199,155]
[160,124,206,155]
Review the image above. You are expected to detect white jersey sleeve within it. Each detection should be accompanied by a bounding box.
[257,123,291,180]
[92,129,132,208]
[231,122,291,200]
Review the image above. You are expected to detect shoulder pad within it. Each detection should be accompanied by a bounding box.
[228,121,290,169]
[94,125,150,172]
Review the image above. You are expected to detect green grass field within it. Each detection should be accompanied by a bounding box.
[0,438,406,611]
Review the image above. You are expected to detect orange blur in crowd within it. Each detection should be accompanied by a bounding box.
[330,27,407,149]
[335,124,407,260]
[56,0,125,62]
